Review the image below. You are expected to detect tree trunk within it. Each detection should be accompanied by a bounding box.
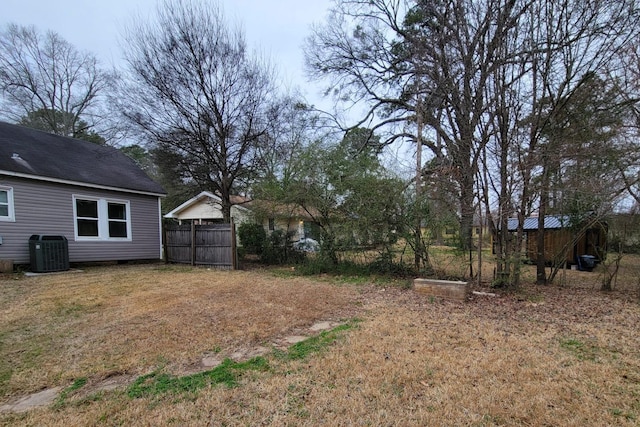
[415,103,425,270]
[459,173,475,278]
[536,164,549,285]
[222,201,232,224]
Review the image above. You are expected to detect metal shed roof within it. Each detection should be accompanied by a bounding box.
[507,215,572,231]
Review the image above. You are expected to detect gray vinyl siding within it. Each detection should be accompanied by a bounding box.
[0,176,162,264]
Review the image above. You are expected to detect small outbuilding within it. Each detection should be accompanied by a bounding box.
[506,214,607,266]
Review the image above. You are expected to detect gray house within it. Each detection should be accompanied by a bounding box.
[0,122,166,266]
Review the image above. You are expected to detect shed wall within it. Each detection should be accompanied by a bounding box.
[525,226,607,264]
[0,176,162,264]
[526,229,573,263]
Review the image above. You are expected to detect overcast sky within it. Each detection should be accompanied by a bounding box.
[1,0,333,104]
[1,1,414,169]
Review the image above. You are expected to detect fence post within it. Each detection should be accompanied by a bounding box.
[191,222,196,266]
[162,224,168,264]
[231,219,237,270]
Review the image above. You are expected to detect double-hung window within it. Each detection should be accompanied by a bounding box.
[0,186,15,222]
[107,202,128,238]
[73,196,131,240]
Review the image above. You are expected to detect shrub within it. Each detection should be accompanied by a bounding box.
[368,252,415,277]
[238,222,266,255]
[261,230,306,265]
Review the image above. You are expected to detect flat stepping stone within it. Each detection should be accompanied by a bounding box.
[202,356,224,368]
[309,321,336,332]
[245,346,269,358]
[0,387,61,413]
[229,350,246,360]
[283,335,308,344]
[204,346,269,367]
[79,375,134,397]
[93,375,132,392]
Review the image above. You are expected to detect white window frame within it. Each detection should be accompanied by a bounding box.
[73,195,132,241]
[0,186,15,222]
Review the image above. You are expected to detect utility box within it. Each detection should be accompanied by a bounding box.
[29,235,69,273]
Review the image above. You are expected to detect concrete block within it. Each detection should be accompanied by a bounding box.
[413,278,470,301]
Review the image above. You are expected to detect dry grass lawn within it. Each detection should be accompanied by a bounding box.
[0,260,639,426]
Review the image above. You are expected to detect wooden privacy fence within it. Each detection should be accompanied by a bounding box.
[164,223,237,269]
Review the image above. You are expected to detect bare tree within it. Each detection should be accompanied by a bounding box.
[120,0,279,222]
[306,0,527,277]
[477,0,640,287]
[0,23,111,138]
[480,13,530,287]
[307,0,640,285]
[512,0,640,284]
[611,37,640,206]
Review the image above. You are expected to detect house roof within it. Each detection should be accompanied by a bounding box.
[507,215,572,231]
[164,191,252,218]
[0,121,165,196]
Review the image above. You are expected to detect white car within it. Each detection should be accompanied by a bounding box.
[293,238,320,252]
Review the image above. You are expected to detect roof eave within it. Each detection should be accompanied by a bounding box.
[0,169,166,198]
[164,191,220,218]
[164,190,253,218]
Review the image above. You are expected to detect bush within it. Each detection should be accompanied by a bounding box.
[368,253,415,277]
[238,223,266,255]
[261,230,286,264]
[261,230,306,265]
[295,253,415,279]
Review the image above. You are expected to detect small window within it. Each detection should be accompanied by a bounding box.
[268,218,275,231]
[73,196,131,241]
[76,199,99,237]
[475,227,481,235]
[108,202,128,238]
[0,186,15,222]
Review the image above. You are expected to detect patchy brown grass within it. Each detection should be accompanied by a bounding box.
[1,261,639,426]
[0,264,359,399]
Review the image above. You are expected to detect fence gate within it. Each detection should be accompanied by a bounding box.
[164,223,237,269]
